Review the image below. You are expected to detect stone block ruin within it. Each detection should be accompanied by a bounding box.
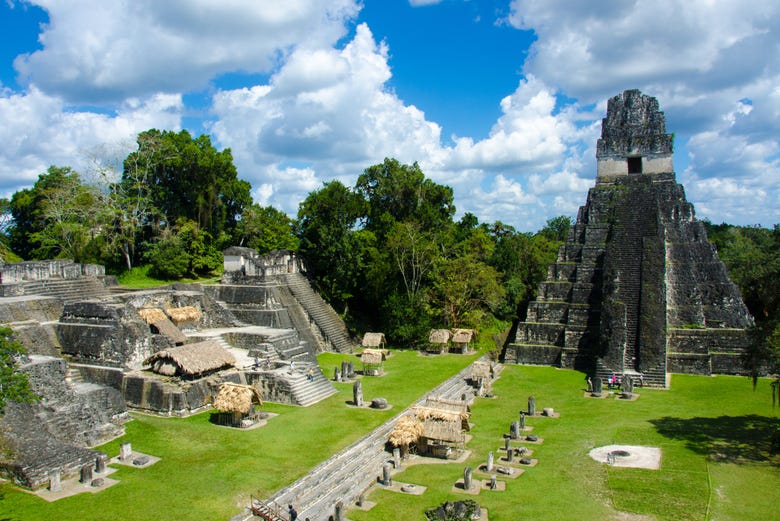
[0,251,356,489]
[502,90,754,387]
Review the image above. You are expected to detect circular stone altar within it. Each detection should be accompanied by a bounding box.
[588,445,661,469]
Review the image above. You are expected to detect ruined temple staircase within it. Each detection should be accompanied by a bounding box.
[281,272,357,353]
[14,277,115,303]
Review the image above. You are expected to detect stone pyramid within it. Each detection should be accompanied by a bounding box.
[502,90,753,387]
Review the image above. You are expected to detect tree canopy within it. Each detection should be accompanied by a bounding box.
[0,326,37,412]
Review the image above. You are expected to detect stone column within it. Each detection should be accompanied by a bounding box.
[506,447,513,463]
[95,454,107,474]
[382,462,392,486]
[120,442,132,461]
[49,470,62,492]
[593,377,603,395]
[504,437,511,451]
[490,474,497,490]
[80,464,93,484]
[486,451,494,472]
[519,411,526,431]
[463,467,473,490]
[353,380,363,407]
[334,367,341,382]
[341,361,350,380]
[393,447,402,469]
[347,361,354,378]
[510,421,520,440]
[528,396,536,416]
[334,500,345,521]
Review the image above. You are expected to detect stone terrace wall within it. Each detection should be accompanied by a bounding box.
[0,355,127,488]
[0,260,104,284]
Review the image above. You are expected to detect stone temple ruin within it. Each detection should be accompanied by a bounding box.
[502,90,754,387]
[0,250,357,489]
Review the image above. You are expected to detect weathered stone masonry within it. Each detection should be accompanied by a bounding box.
[502,90,753,386]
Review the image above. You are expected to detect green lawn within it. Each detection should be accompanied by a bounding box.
[1,355,778,521]
[0,349,479,521]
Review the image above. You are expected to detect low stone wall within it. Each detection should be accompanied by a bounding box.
[504,344,563,366]
[246,371,296,406]
[0,296,63,324]
[667,328,750,375]
[0,260,104,284]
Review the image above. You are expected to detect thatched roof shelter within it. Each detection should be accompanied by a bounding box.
[138,308,166,323]
[361,332,386,348]
[361,348,389,365]
[414,405,470,432]
[452,329,475,344]
[388,415,425,448]
[138,308,187,345]
[165,306,201,325]
[213,383,262,414]
[428,329,451,344]
[144,340,235,378]
[423,396,471,415]
[420,418,465,444]
[361,348,389,376]
[472,360,495,379]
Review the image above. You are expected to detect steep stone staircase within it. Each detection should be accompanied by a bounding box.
[287,365,339,407]
[282,273,356,353]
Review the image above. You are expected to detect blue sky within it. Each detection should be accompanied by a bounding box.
[1,0,778,232]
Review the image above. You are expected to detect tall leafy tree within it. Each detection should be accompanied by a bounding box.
[237,204,299,254]
[356,158,455,239]
[87,133,166,270]
[0,327,37,412]
[296,181,368,310]
[8,166,100,261]
[125,129,251,242]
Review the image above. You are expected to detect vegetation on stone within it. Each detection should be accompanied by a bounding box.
[0,327,37,411]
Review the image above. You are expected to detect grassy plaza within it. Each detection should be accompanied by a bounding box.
[1,348,777,521]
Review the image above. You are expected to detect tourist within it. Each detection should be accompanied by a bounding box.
[307,368,314,381]
[289,360,295,374]
[288,504,298,521]
[587,377,593,392]
[265,356,271,370]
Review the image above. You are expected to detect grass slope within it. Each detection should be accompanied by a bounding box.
[1,356,777,521]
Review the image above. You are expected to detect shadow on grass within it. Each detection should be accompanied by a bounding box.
[650,414,780,464]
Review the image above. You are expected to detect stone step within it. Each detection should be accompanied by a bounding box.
[235,358,493,521]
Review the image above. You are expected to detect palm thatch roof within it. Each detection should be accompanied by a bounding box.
[212,383,262,414]
[428,329,451,344]
[138,308,187,344]
[470,361,493,380]
[144,340,235,377]
[452,329,475,344]
[423,396,471,415]
[360,348,389,365]
[413,406,469,426]
[165,306,201,324]
[415,399,470,431]
[388,415,424,447]
[138,308,167,323]
[421,418,465,444]
[361,332,386,348]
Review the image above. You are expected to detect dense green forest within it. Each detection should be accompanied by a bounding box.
[1,129,778,365]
